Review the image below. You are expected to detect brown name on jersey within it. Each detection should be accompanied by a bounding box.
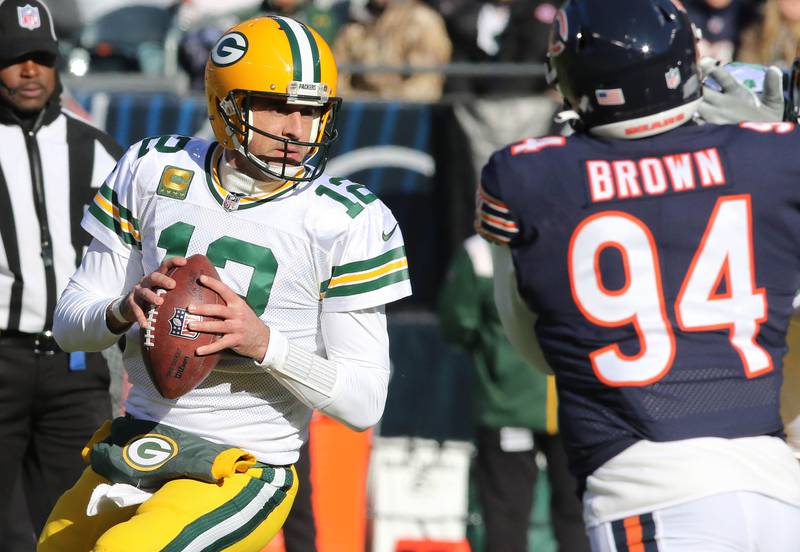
[586,147,726,203]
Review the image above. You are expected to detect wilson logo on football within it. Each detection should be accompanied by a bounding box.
[169,308,202,340]
[211,32,248,67]
[122,434,179,471]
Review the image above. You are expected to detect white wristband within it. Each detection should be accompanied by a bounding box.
[109,297,128,325]
[257,328,289,371]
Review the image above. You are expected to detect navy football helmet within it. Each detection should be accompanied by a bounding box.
[547,0,701,139]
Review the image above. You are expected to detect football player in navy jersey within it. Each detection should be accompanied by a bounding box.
[477,0,800,550]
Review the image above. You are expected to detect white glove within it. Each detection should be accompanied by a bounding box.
[698,63,784,124]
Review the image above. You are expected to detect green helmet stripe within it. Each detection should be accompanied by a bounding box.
[271,16,320,83]
[297,22,321,82]
[271,16,302,81]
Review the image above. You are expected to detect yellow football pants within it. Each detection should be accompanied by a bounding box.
[38,463,297,552]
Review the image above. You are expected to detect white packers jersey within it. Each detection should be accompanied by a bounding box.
[83,135,412,464]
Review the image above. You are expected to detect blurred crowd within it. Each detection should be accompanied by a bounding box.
[49,0,800,101]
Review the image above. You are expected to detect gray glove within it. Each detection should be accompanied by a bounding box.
[698,64,784,124]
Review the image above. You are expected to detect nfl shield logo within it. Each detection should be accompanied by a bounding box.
[17,5,41,31]
[665,67,681,89]
[168,308,201,340]
[223,193,241,212]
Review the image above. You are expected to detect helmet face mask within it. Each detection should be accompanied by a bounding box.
[217,88,341,182]
[547,0,702,139]
[206,16,341,182]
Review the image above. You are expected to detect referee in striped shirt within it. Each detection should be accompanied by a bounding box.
[0,1,123,547]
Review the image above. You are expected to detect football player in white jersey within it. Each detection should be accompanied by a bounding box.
[38,15,411,552]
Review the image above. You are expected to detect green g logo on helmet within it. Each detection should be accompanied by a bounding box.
[123,434,179,471]
[211,32,248,67]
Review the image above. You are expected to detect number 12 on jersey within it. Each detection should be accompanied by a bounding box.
[568,195,771,386]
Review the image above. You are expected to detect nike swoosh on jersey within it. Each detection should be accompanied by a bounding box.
[382,224,398,242]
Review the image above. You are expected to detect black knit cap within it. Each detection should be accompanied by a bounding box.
[0,0,58,64]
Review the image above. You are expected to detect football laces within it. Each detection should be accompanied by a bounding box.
[143,289,167,348]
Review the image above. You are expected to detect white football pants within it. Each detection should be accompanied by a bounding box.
[587,491,800,551]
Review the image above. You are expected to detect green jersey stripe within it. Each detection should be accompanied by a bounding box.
[88,202,139,247]
[324,269,410,298]
[331,246,407,277]
[97,184,140,232]
[97,184,113,200]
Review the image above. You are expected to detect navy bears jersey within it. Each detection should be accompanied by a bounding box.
[478,122,800,484]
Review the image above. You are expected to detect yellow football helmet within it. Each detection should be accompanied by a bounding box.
[205,16,341,182]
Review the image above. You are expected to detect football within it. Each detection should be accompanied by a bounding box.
[141,254,224,399]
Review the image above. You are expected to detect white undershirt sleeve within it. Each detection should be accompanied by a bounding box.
[491,244,553,375]
[53,238,142,352]
[256,307,390,432]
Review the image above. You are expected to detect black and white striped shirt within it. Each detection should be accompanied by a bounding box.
[0,98,122,333]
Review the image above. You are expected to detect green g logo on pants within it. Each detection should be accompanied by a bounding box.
[123,434,179,471]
